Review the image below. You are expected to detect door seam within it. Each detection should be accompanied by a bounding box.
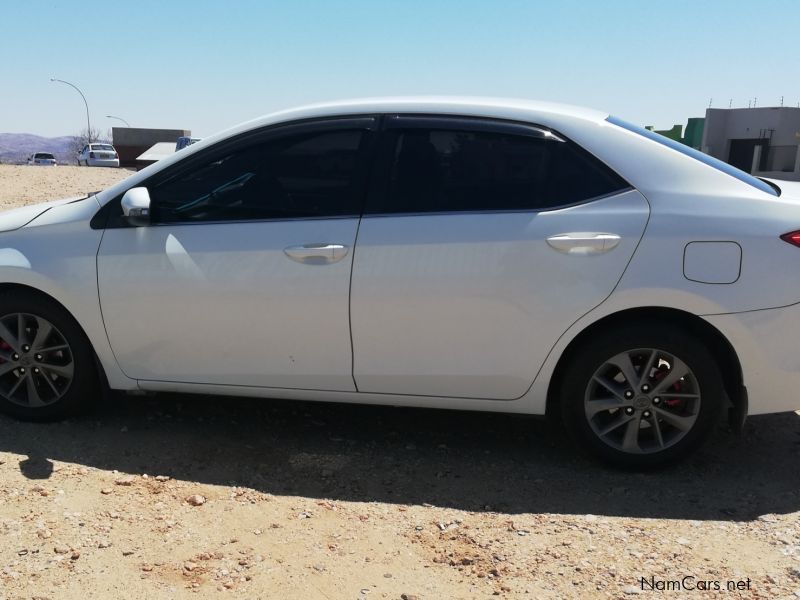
[348,215,363,392]
[94,226,139,384]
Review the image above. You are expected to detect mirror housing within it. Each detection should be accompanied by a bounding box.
[121,187,151,226]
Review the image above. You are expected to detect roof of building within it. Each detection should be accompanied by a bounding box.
[136,142,176,162]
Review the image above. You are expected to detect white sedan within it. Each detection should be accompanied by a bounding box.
[27,152,57,166]
[77,143,119,167]
[1,97,798,467]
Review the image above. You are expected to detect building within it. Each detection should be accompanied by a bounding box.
[111,127,191,168]
[701,107,800,181]
[646,117,705,150]
[648,124,682,141]
[135,142,177,170]
[683,117,705,150]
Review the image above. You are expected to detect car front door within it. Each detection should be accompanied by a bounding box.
[350,116,650,400]
[97,117,375,391]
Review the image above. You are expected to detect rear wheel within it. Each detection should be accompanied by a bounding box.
[0,290,98,421]
[560,324,724,468]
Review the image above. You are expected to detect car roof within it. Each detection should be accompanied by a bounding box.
[167,97,606,163]
[125,96,604,166]
[273,96,604,119]
[229,96,608,134]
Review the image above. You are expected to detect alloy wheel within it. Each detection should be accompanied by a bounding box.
[584,347,701,454]
[0,313,74,408]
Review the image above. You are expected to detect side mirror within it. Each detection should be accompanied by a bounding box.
[121,187,151,226]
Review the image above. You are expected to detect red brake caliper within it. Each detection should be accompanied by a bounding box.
[653,364,684,408]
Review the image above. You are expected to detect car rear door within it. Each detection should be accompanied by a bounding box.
[350,115,649,399]
[97,117,376,391]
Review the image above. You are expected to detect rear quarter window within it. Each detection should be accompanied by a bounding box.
[607,116,778,196]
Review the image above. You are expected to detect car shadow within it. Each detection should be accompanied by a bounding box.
[1,393,798,521]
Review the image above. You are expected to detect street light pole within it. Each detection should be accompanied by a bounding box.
[106,115,131,127]
[50,77,92,142]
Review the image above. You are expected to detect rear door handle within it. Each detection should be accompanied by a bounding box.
[284,243,350,264]
[546,232,621,255]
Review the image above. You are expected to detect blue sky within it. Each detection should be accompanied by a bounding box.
[3,0,798,137]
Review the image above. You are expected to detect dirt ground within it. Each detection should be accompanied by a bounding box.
[0,164,799,600]
[0,164,131,210]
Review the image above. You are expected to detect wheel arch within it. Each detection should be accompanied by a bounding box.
[0,282,111,392]
[546,306,744,424]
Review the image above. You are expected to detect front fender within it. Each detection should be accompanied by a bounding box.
[0,203,136,391]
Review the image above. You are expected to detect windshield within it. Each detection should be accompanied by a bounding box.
[607,116,778,197]
[91,144,114,151]
[34,153,54,159]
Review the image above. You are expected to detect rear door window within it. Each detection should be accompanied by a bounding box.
[367,118,629,214]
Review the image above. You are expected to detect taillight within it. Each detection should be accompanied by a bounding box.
[114,152,118,158]
[780,231,800,247]
[89,151,95,158]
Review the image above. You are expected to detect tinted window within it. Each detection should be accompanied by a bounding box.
[91,144,114,151]
[372,127,628,214]
[607,116,779,196]
[150,129,366,223]
[34,153,54,159]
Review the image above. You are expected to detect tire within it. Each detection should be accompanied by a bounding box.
[560,323,725,469]
[0,290,98,421]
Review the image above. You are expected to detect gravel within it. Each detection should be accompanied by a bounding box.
[0,393,796,599]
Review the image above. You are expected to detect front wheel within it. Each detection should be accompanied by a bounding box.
[560,324,725,468]
[0,290,98,421]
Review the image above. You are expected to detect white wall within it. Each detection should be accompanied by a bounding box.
[702,107,800,177]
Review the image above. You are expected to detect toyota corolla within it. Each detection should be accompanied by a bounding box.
[0,98,798,467]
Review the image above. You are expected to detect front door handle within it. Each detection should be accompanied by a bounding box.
[284,243,350,264]
[546,232,621,255]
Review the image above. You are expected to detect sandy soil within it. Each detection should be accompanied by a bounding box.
[0,164,133,208]
[0,165,799,599]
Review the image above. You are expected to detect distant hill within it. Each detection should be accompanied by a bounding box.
[0,133,77,164]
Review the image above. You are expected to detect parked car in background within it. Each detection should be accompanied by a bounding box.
[1,97,799,468]
[175,136,202,151]
[77,143,119,167]
[26,152,57,166]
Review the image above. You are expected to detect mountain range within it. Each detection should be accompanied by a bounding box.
[0,133,78,164]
